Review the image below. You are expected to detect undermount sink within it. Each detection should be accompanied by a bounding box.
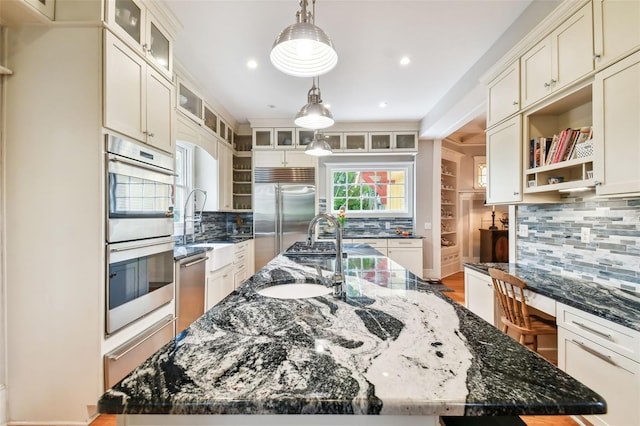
[189,243,234,271]
[257,282,332,299]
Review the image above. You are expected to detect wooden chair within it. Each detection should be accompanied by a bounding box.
[488,268,557,352]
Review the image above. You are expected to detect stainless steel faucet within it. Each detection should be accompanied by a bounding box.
[307,213,344,299]
[183,188,207,244]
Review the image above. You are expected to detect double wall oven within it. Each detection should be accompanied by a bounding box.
[105,134,175,335]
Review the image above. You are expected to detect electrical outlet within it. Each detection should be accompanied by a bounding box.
[518,224,529,238]
[385,222,390,229]
[424,222,432,230]
[581,227,591,243]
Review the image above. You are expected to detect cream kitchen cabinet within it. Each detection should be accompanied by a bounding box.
[387,239,423,277]
[233,240,254,289]
[217,140,234,211]
[206,263,234,310]
[350,238,388,256]
[593,50,640,196]
[253,150,316,168]
[105,0,174,78]
[593,0,640,71]
[521,2,593,108]
[486,60,520,128]
[343,133,369,152]
[369,132,418,152]
[557,303,640,426]
[464,267,497,326]
[104,31,173,153]
[485,116,523,204]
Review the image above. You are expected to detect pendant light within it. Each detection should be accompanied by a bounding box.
[294,76,334,129]
[270,0,338,78]
[305,131,333,156]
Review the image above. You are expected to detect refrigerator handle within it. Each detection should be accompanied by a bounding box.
[275,185,282,253]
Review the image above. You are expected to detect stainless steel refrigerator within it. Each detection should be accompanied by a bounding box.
[254,167,316,271]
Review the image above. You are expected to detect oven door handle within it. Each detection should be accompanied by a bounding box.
[108,154,175,177]
[110,239,174,253]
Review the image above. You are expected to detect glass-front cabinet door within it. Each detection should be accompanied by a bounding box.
[111,0,144,46]
[106,0,174,78]
[147,17,172,76]
[252,128,274,149]
[275,128,295,149]
[394,132,418,151]
[297,130,315,147]
[343,133,368,152]
[177,81,203,124]
[369,132,392,151]
[324,133,342,151]
[203,105,218,135]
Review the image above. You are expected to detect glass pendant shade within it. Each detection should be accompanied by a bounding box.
[305,133,333,156]
[270,0,337,77]
[295,78,334,130]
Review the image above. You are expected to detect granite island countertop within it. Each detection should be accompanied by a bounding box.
[464,262,640,332]
[98,244,605,417]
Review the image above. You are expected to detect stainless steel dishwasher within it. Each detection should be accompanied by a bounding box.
[176,253,207,334]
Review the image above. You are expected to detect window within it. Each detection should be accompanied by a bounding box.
[474,156,487,189]
[326,163,413,217]
[174,142,194,236]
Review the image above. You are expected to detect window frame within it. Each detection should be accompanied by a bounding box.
[173,142,194,237]
[325,162,414,218]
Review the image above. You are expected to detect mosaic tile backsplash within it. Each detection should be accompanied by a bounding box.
[181,211,253,242]
[516,197,640,292]
[318,198,414,237]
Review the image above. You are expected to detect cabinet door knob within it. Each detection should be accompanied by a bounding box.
[148,132,155,138]
[593,53,602,60]
[544,79,557,88]
[594,180,602,186]
[513,191,519,196]
[512,101,518,106]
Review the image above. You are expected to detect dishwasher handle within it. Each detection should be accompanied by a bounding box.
[180,257,207,268]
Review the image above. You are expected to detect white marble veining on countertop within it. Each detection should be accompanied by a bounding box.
[98,245,605,417]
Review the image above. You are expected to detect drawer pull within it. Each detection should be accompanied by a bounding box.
[572,321,612,339]
[571,339,618,367]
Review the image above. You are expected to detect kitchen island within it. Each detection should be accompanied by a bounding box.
[98,244,605,424]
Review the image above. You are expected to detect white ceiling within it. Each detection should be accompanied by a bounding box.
[164,0,536,133]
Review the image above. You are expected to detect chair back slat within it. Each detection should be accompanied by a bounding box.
[489,268,532,332]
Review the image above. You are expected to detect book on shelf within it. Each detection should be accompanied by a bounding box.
[535,126,593,167]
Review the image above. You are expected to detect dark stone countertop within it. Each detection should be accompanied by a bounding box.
[464,262,640,332]
[98,244,605,417]
[174,237,253,261]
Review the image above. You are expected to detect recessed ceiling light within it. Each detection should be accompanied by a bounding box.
[379,101,388,108]
[267,104,276,109]
[247,59,258,69]
[400,56,411,66]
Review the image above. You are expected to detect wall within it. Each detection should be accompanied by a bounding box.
[415,139,436,274]
[516,196,640,292]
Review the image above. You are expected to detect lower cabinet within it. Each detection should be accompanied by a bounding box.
[557,303,640,426]
[233,240,254,289]
[387,239,423,277]
[205,263,234,310]
[464,267,497,326]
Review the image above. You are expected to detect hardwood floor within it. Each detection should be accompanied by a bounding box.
[90,272,579,426]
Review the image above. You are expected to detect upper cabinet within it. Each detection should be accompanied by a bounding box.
[521,2,593,108]
[252,128,417,153]
[487,60,520,128]
[105,0,174,79]
[593,0,640,70]
[486,116,523,204]
[485,0,640,202]
[593,50,640,196]
[104,31,173,153]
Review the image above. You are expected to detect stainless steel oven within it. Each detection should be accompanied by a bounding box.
[106,236,175,334]
[106,134,175,243]
[105,134,176,335]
